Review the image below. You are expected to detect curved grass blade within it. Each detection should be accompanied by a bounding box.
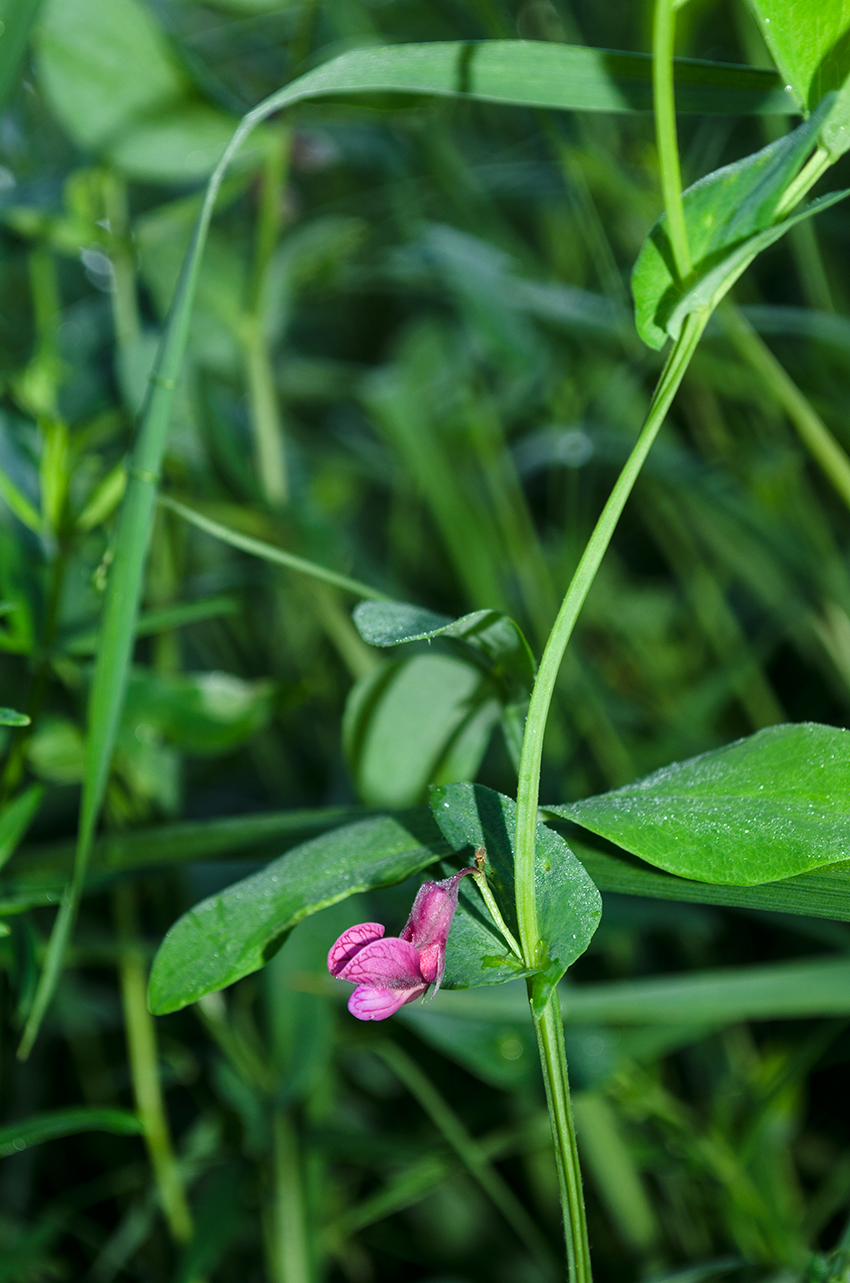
[16,37,797,1058]
[160,496,386,600]
[0,1108,141,1157]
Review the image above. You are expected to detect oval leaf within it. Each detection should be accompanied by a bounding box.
[148,812,449,1014]
[431,782,602,1002]
[548,723,850,885]
[632,105,838,349]
[353,599,536,702]
[343,654,499,808]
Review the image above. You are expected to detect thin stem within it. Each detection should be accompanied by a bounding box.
[245,126,291,506]
[113,883,193,1244]
[158,494,389,601]
[375,1041,556,1276]
[653,0,691,282]
[471,851,523,959]
[514,310,707,968]
[722,304,850,513]
[271,1109,312,1283]
[532,993,589,1283]
[774,144,831,218]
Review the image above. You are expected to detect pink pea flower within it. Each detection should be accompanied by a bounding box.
[327,868,475,1021]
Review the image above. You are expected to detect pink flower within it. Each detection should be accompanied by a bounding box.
[327,868,475,1021]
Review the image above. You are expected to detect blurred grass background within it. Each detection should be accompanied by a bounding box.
[3,0,850,1278]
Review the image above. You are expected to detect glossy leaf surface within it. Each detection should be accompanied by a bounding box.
[633,108,840,349]
[148,812,449,1014]
[748,0,850,110]
[431,782,602,1000]
[550,723,850,885]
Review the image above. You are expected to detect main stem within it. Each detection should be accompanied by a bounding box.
[653,0,691,282]
[513,309,707,1279]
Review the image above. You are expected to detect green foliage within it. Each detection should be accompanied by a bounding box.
[0,708,29,727]
[748,0,850,110]
[433,782,602,1001]
[633,105,845,348]
[148,812,449,1014]
[550,723,850,884]
[0,1108,142,1156]
[344,653,500,807]
[5,0,850,1276]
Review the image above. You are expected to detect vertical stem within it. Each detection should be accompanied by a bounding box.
[245,126,291,507]
[271,1108,312,1283]
[114,883,193,1244]
[514,311,706,965]
[652,0,691,282]
[513,310,707,1280]
[532,994,589,1283]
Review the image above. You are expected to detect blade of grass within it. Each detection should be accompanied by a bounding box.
[159,496,387,600]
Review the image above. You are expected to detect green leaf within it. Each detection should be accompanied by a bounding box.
[353,600,536,700]
[0,785,43,872]
[148,812,450,1015]
[253,41,791,118]
[0,1108,141,1157]
[107,105,252,183]
[0,0,43,111]
[0,467,41,534]
[398,1000,538,1089]
[431,783,602,1000]
[35,0,186,150]
[122,668,274,756]
[567,836,850,922]
[633,107,842,349]
[0,708,30,727]
[748,0,850,111]
[548,723,850,885]
[343,654,500,809]
[559,954,850,1025]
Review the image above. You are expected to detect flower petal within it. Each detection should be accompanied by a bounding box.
[401,868,475,987]
[337,935,424,987]
[327,922,385,977]
[348,984,425,1021]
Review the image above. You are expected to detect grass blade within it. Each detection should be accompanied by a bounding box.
[0,1108,142,1156]
[159,496,387,600]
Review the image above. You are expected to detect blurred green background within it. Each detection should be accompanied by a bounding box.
[3,0,850,1279]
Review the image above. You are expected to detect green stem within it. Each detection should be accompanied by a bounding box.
[271,1109,312,1283]
[514,310,706,966]
[653,0,691,282]
[532,994,588,1283]
[114,883,193,1244]
[245,126,292,507]
[775,144,831,218]
[513,309,707,1278]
